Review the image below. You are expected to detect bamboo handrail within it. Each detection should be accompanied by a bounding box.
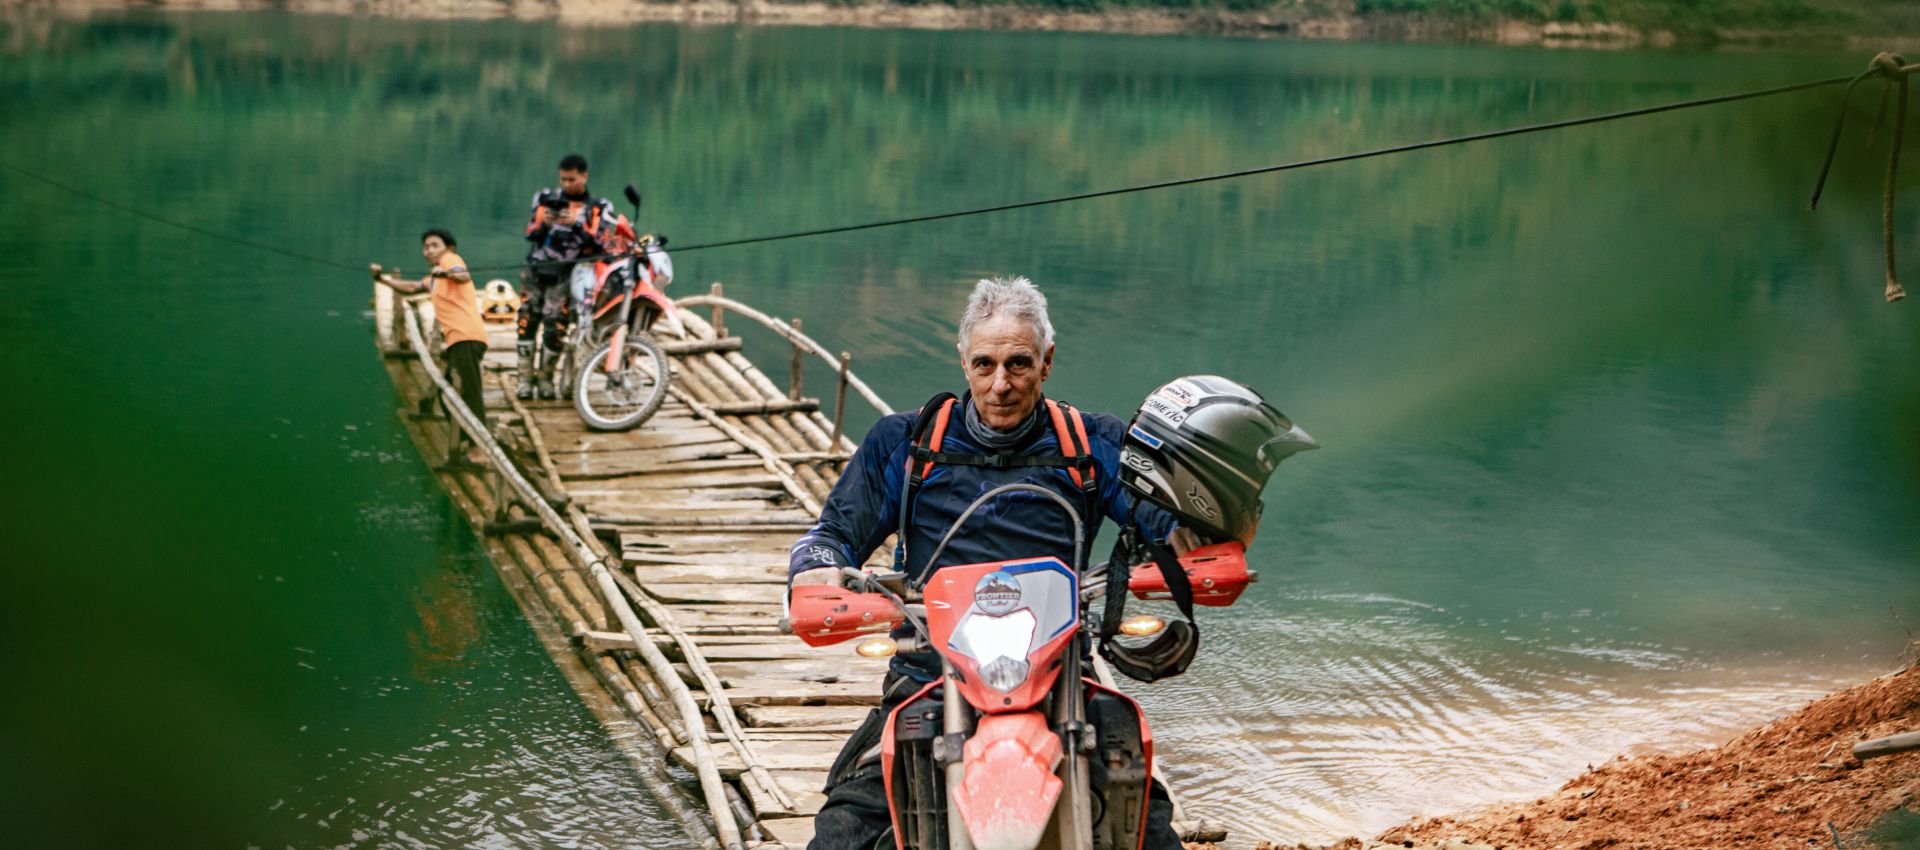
[610,569,800,813]
[676,289,896,418]
[504,376,799,815]
[397,303,745,850]
[666,382,826,517]
[503,376,701,747]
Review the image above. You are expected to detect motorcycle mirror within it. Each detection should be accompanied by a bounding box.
[1119,614,1167,637]
[623,184,642,209]
[854,637,898,659]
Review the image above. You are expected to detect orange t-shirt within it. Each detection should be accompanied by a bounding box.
[428,252,488,347]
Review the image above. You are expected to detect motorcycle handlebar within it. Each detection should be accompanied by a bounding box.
[838,566,930,640]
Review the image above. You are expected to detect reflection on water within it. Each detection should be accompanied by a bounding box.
[253,516,688,849]
[4,9,1918,847]
[408,554,484,680]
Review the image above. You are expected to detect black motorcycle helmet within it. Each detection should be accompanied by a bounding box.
[1118,376,1316,546]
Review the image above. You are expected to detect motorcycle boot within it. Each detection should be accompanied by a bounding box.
[515,343,537,401]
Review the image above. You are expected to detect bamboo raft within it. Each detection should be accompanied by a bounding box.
[372,280,1224,849]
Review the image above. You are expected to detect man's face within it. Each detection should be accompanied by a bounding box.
[558,168,588,195]
[960,313,1053,430]
[420,235,447,265]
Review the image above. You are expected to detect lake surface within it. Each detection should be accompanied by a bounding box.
[3,9,1917,847]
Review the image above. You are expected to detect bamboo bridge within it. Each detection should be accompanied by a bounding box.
[372,280,1223,849]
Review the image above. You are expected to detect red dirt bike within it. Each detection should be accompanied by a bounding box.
[786,484,1252,850]
[555,185,683,430]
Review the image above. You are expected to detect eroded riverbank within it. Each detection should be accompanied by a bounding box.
[1233,662,1920,850]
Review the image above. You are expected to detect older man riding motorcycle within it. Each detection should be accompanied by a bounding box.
[788,276,1316,850]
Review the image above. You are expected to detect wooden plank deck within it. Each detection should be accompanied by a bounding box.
[375,285,1219,849]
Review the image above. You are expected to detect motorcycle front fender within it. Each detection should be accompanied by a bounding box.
[635,287,685,338]
[952,711,1063,850]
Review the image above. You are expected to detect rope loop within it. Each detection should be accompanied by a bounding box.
[1809,51,1915,303]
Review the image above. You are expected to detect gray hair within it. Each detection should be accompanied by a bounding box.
[956,276,1055,354]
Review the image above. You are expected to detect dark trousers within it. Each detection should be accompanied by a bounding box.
[809,675,1184,850]
[442,340,488,428]
[517,268,570,351]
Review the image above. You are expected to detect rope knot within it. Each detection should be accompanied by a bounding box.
[1810,51,1915,304]
[1868,52,1909,79]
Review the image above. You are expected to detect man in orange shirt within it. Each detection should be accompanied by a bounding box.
[376,229,491,430]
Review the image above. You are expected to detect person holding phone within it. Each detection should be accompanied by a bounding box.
[519,153,619,400]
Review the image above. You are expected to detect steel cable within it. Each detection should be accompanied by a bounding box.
[0,68,1891,277]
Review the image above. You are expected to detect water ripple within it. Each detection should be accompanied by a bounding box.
[1130,592,1866,844]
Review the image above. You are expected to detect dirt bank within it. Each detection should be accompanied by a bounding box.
[24,0,1920,50]
[1265,663,1920,850]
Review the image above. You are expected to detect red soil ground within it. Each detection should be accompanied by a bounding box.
[1229,661,1920,850]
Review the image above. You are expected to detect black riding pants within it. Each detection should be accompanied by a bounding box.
[517,268,570,351]
[808,675,1184,850]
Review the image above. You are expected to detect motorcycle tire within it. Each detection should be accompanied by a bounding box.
[554,343,576,400]
[573,332,671,431]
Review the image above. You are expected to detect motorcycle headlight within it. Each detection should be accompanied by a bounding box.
[978,655,1032,694]
[957,609,1037,694]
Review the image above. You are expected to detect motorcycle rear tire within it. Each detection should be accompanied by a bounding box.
[573,332,670,431]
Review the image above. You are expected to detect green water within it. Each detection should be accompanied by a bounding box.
[4,9,1918,847]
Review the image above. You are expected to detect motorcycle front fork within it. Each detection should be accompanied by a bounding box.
[941,662,975,850]
[940,643,1096,850]
[1051,641,1095,850]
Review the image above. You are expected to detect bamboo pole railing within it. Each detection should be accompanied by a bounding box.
[502,378,802,816]
[397,302,746,850]
[676,284,896,424]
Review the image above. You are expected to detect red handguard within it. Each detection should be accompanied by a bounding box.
[1127,541,1253,607]
[787,585,904,647]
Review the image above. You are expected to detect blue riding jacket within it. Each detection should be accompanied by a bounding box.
[789,394,1176,680]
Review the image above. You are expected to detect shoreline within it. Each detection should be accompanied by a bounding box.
[23,0,1920,50]
[1287,662,1920,850]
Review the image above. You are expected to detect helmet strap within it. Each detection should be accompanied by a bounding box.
[1097,521,1202,683]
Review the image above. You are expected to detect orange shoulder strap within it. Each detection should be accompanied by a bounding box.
[1044,399,1097,491]
[907,396,958,482]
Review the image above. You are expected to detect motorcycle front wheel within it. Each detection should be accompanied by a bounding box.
[553,343,576,400]
[574,332,671,430]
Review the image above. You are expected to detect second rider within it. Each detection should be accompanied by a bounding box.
[519,153,620,400]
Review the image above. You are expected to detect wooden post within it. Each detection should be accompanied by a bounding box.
[832,350,851,447]
[708,282,726,337]
[371,265,398,353]
[787,318,804,401]
[488,464,510,527]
